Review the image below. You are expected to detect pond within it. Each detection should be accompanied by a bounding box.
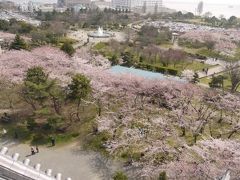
[110,65,184,82]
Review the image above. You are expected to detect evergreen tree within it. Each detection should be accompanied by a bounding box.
[159,171,167,180]
[61,41,75,56]
[113,171,128,180]
[10,34,28,50]
[67,74,91,121]
[191,72,199,84]
[22,67,57,110]
[209,75,224,89]
[110,54,119,65]
[122,52,134,67]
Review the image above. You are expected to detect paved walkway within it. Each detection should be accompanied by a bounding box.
[198,59,240,78]
[0,140,118,180]
[198,65,225,78]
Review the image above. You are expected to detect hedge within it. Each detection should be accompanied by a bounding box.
[135,63,179,76]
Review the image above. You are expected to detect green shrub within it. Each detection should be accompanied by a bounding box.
[32,133,49,145]
[83,130,111,154]
[7,125,32,142]
[159,171,167,180]
[135,63,179,76]
[94,42,106,50]
[109,54,119,65]
[120,148,142,161]
[61,41,75,56]
[26,118,37,131]
[153,152,175,165]
[71,132,80,138]
[10,34,29,50]
[179,38,206,49]
[113,171,128,180]
[167,68,178,76]
[209,75,225,88]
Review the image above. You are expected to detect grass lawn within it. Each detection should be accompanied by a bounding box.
[159,43,174,49]
[167,61,215,72]
[183,47,202,54]
[159,44,200,54]
[199,77,212,85]
[93,42,222,73]
[200,72,240,92]
[234,48,240,60]
[186,18,206,24]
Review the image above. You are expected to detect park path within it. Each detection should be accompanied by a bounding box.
[198,65,225,78]
[197,58,230,78]
[0,140,118,180]
[197,59,240,78]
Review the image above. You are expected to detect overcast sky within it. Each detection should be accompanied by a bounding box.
[4,0,240,6]
[168,0,240,5]
[103,0,240,5]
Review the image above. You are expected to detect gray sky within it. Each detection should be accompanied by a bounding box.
[170,0,240,5]
[105,0,240,4]
[4,0,240,5]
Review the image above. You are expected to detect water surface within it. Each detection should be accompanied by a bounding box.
[110,65,184,81]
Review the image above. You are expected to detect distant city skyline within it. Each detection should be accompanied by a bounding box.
[2,0,240,5]
[2,0,240,17]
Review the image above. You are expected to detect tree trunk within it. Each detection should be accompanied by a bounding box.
[181,127,185,137]
[218,110,223,123]
[228,130,237,139]
[52,97,61,115]
[76,99,81,121]
[193,133,198,144]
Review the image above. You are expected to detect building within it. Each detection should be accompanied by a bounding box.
[112,0,163,11]
[72,4,87,13]
[131,0,163,8]
[0,1,16,10]
[19,1,40,13]
[57,0,65,7]
[111,0,131,10]
[64,0,91,7]
[38,4,55,12]
[60,0,97,9]
[94,1,111,10]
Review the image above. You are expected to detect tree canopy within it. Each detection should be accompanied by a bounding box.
[10,34,28,50]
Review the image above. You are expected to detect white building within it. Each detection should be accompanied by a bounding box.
[112,0,131,10]
[131,0,163,8]
[112,0,163,11]
[57,0,65,7]
[19,1,40,12]
[38,4,55,12]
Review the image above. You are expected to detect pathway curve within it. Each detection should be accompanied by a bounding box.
[197,58,240,78]
[198,65,225,78]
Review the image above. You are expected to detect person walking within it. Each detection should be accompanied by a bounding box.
[51,137,55,146]
[31,147,35,155]
[36,146,39,153]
